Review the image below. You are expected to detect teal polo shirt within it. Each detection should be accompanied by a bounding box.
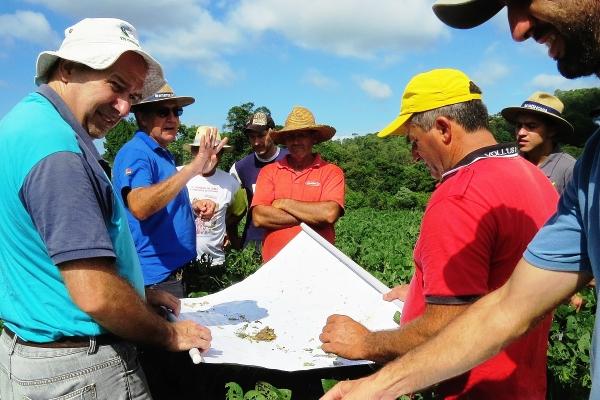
[0,85,144,342]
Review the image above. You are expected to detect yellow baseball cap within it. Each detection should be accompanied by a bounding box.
[378,68,482,137]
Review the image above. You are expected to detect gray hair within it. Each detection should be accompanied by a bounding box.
[409,99,489,133]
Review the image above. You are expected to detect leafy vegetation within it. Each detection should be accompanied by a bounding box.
[225,381,291,400]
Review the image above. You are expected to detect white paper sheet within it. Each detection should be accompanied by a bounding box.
[180,224,403,371]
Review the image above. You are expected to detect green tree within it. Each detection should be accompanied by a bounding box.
[556,88,600,146]
[488,113,514,143]
[104,117,137,164]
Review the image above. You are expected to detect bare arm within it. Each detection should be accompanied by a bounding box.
[126,129,226,220]
[320,303,468,364]
[252,204,300,229]
[60,257,212,352]
[321,259,591,400]
[273,199,343,225]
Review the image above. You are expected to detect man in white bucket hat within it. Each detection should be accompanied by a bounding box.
[0,18,217,400]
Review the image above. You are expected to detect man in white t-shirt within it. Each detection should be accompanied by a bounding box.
[185,126,247,268]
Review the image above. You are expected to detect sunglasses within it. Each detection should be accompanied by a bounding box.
[155,106,183,118]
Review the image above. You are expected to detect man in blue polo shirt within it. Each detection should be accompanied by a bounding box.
[0,18,215,400]
[113,84,216,297]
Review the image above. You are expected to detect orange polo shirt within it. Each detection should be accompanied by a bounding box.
[251,154,345,262]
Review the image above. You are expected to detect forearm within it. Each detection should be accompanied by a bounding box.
[366,261,589,397]
[127,164,197,220]
[60,257,175,347]
[274,199,341,225]
[252,205,300,229]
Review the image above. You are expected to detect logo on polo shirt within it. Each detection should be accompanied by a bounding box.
[305,180,320,187]
[125,168,133,176]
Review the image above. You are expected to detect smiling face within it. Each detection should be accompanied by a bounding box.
[61,52,147,139]
[136,100,182,148]
[506,0,600,78]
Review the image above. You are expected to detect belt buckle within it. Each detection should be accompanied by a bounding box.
[175,268,184,281]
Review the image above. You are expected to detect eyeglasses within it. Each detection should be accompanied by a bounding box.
[155,106,183,118]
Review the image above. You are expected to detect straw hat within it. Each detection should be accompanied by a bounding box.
[185,126,232,152]
[35,18,164,100]
[501,92,574,139]
[131,83,194,110]
[270,106,335,145]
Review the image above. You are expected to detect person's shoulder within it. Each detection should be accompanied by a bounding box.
[556,151,577,165]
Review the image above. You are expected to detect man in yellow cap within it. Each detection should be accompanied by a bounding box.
[320,69,558,400]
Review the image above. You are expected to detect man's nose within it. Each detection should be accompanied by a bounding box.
[507,3,534,42]
[114,96,131,117]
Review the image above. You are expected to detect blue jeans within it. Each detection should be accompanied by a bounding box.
[0,330,152,400]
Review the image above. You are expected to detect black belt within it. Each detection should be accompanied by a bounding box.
[3,327,121,349]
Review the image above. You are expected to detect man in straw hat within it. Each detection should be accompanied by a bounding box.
[320,69,558,400]
[0,18,215,399]
[230,111,289,250]
[502,91,575,194]
[183,126,246,288]
[251,106,345,262]
[113,84,218,298]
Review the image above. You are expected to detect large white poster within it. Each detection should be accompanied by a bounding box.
[180,224,402,371]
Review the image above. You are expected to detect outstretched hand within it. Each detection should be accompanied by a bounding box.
[383,284,409,302]
[189,126,228,175]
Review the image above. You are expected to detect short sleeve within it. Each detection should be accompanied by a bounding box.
[113,148,154,192]
[20,152,115,265]
[524,173,590,272]
[251,164,276,208]
[320,164,345,209]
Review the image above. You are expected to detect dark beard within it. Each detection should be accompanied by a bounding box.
[554,13,600,78]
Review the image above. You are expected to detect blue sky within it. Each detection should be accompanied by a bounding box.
[1,0,599,146]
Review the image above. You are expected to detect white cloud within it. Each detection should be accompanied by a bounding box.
[355,77,392,100]
[21,0,448,82]
[471,61,510,86]
[229,0,448,59]
[530,74,600,91]
[303,68,337,89]
[0,10,58,46]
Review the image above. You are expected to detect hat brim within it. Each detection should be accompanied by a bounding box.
[271,125,336,145]
[244,125,271,134]
[432,0,504,29]
[501,106,574,140]
[131,96,195,110]
[35,46,165,100]
[377,113,412,138]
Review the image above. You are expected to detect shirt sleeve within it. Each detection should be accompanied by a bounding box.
[417,197,494,302]
[320,164,345,209]
[524,165,590,272]
[228,187,248,218]
[113,147,154,191]
[251,164,276,208]
[20,152,115,265]
[229,163,241,184]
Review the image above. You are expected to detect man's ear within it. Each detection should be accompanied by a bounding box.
[55,60,76,83]
[434,116,452,144]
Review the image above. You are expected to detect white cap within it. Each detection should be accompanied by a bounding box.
[35,18,165,99]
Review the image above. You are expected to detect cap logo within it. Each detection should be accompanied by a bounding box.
[252,113,268,126]
[119,24,139,47]
[120,26,131,38]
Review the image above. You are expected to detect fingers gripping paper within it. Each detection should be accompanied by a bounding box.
[180,223,403,371]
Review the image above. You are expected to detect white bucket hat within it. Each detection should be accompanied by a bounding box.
[35,18,165,99]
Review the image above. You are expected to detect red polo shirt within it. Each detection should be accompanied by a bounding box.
[251,154,345,262]
[402,148,558,400]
